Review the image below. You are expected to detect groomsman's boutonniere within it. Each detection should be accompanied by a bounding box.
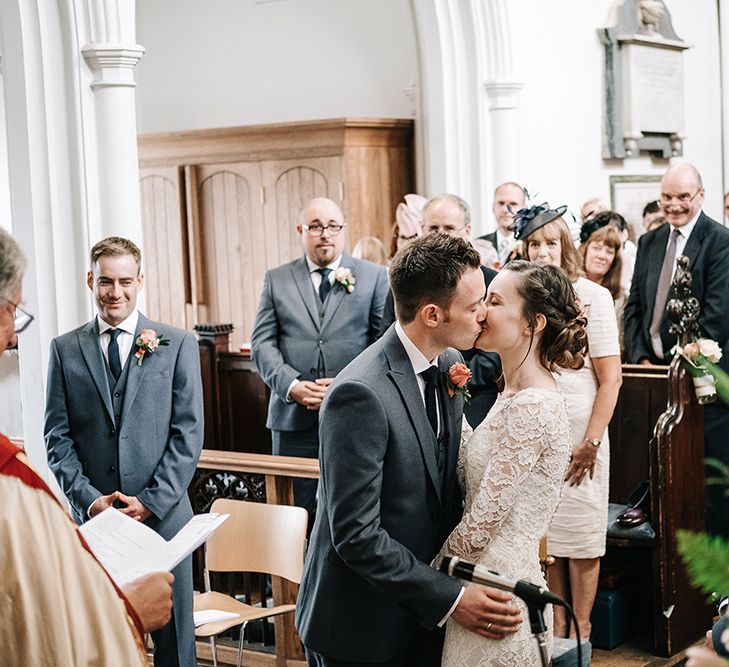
[335,267,356,293]
[134,328,170,366]
[446,363,471,402]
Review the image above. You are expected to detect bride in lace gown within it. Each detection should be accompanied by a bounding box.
[440,260,588,666]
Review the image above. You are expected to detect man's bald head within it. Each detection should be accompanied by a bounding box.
[659,163,704,228]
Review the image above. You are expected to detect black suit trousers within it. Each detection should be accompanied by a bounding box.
[305,626,445,667]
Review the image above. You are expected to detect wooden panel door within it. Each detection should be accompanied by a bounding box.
[196,163,264,350]
[261,156,344,266]
[139,167,188,329]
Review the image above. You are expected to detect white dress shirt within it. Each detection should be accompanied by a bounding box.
[667,211,700,281]
[394,322,463,623]
[305,254,342,292]
[97,310,139,369]
[394,321,442,434]
[495,230,515,264]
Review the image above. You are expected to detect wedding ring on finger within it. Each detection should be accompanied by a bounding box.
[486,622,493,632]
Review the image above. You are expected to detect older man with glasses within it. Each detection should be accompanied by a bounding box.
[624,162,729,538]
[251,197,388,519]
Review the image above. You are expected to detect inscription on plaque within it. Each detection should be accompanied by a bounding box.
[625,44,683,133]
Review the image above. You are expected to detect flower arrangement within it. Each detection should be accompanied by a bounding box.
[335,267,356,293]
[676,338,726,404]
[134,328,169,366]
[446,363,471,402]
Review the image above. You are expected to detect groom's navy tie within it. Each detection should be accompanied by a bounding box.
[317,268,332,302]
[108,329,122,381]
[421,366,440,437]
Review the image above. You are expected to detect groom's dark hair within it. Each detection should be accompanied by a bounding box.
[389,232,481,324]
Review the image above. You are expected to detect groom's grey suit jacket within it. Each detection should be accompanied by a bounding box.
[295,326,465,663]
[252,253,388,432]
[44,313,204,665]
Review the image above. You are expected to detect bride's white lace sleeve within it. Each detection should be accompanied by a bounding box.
[442,392,564,562]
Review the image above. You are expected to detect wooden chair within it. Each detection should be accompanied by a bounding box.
[193,499,308,667]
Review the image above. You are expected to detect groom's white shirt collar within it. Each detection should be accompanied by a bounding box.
[394,321,438,375]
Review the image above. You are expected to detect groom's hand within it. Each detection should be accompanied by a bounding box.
[451,586,522,639]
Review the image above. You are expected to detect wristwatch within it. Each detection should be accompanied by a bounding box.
[585,438,601,447]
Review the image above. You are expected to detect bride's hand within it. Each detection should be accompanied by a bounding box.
[451,586,521,639]
[564,440,597,487]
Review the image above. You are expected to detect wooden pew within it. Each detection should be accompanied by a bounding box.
[607,373,710,652]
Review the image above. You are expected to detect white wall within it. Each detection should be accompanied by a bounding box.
[135,0,418,133]
[508,0,723,224]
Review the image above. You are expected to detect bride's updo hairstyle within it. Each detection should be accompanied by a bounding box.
[505,260,588,372]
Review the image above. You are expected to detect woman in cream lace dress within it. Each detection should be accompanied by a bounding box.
[440,260,587,666]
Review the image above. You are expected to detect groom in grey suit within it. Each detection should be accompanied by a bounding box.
[45,237,203,667]
[296,234,521,666]
[251,197,388,514]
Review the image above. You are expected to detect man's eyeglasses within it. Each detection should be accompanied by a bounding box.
[6,301,34,334]
[302,223,345,237]
[659,189,702,206]
[423,222,469,235]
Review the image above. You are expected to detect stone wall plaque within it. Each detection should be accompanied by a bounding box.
[600,0,690,159]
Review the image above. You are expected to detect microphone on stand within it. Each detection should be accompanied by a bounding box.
[439,555,564,607]
[439,555,581,667]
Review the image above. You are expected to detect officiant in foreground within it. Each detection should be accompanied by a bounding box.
[44,236,204,667]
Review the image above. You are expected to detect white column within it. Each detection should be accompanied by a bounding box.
[0,0,145,489]
[410,0,521,234]
[483,80,524,187]
[81,3,144,242]
[720,0,729,223]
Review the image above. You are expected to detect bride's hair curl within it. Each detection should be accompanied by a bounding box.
[505,260,588,372]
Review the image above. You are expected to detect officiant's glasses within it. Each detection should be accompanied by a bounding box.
[302,223,345,237]
[5,301,34,334]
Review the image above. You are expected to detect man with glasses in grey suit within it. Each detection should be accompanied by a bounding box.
[251,197,388,516]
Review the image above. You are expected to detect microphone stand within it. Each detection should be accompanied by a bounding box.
[441,556,557,667]
[524,595,550,667]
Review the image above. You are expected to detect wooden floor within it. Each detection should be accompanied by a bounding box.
[592,639,698,666]
[145,636,704,666]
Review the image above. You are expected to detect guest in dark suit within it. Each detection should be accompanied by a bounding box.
[476,181,526,267]
[296,233,520,667]
[624,163,729,538]
[45,236,204,667]
[251,197,388,515]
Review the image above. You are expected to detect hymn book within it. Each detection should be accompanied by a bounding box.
[79,507,228,587]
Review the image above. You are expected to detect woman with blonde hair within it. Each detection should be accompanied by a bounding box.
[515,203,622,645]
[579,211,628,350]
[352,235,388,265]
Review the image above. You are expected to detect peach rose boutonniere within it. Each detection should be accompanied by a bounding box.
[446,362,471,402]
[134,328,170,366]
[335,267,356,293]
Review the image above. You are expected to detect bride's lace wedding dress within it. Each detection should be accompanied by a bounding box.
[440,387,571,666]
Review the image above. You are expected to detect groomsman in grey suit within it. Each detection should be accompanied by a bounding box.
[296,234,520,667]
[251,197,388,514]
[45,237,203,667]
